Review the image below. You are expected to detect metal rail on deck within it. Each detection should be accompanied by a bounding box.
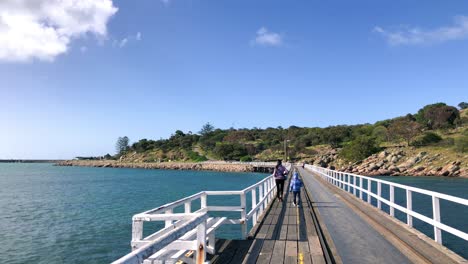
[305,164,468,245]
[113,163,291,264]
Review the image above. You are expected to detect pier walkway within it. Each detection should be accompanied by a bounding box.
[299,167,412,264]
[112,163,467,264]
[215,176,327,264]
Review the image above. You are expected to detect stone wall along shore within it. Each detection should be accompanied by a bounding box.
[56,160,260,173]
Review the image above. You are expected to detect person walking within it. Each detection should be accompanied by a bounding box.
[289,171,304,207]
[273,159,288,201]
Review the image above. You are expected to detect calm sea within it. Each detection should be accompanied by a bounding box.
[0,164,466,263]
[0,163,265,264]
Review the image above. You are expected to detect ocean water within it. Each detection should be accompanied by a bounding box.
[0,164,467,263]
[0,163,265,264]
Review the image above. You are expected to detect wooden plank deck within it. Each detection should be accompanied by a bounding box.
[210,173,326,264]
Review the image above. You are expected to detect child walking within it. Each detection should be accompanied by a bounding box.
[289,171,303,207]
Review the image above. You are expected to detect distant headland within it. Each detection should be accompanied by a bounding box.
[57,102,467,177]
[1,160,65,163]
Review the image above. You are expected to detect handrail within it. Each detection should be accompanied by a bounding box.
[115,163,291,264]
[305,164,468,245]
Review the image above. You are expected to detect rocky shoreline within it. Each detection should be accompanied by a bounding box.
[57,148,467,177]
[307,148,467,178]
[56,160,262,173]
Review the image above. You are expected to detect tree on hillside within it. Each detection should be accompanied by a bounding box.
[415,103,460,129]
[199,123,215,136]
[459,102,468,110]
[340,136,380,162]
[116,136,130,155]
[321,126,351,148]
[388,119,422,145]
[372,125,389,142]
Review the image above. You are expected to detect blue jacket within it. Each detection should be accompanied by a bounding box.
[290,173,303,192]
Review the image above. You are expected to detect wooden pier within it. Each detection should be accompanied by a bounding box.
[209,176,328,264]
[112,164,468,264]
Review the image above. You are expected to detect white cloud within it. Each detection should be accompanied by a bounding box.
[136,32,142,41]
[374,16,468,46]
[0,0,118,62]
[252,27,283,47]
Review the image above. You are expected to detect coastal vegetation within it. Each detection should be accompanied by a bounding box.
[75,102,467,177]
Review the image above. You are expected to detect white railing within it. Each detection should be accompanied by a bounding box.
[201,161,276,167]
[305,165,468,245]
[113,163,290,264]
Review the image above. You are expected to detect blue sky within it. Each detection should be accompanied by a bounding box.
[1,0,467,159]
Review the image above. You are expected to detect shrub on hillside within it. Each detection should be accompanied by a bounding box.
[410,132,442,147]
[213,142,248,160]
[187,150,208,162]
[454,136,468,153]
[339,136,380,162]
[240,156,253,162]
[372,125,388,143]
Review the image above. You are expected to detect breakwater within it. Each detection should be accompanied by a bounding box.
[56,160,273,173]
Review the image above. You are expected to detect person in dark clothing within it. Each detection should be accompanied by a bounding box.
[273,159,288,201]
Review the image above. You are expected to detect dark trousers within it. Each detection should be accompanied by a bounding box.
[293,191,300,204]
[275,179,285,198]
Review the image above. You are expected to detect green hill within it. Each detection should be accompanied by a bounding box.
[107,102,467,177]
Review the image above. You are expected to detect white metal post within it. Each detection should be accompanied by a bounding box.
[240,193,247,239]
[131,220,143,250]
[185,201,191,214]
[367,179,372,203]
[406,190,413,227]
[165,209,173,227]
[432,196,442,244]
[342,173,345,190]
[353,175,357,196]
[347,174,351,192]
[196,219,207,264]
[377,182,382,209]
[201,193,207,210]
[259,185,264,215]
[252,189,257,226]
[359,177,363,199]
[390,185,395,217]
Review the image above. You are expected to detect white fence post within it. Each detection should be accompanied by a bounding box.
[432,196,442,244]
[196,219,207,264]
[341,173,344,189]
[367,179,372,204]
[165,209,173,227]
[353,175,357,196]
[185,201,191,213]
[359,177,363,199]
[347,174,351,192]
[252,189,257,226]
[201,193,207,210]
[131,220,143,250]
[259,185,264,215]
[240,193,247,239]
[377,182,382,209]
[390,185,395,217]
[406,190,413,227]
